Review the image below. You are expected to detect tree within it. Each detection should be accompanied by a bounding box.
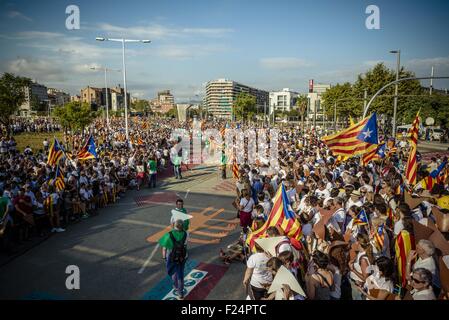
[322,63,425,129]
[234,93,256,122]
[52,101,96,133]
[0,73,32,136]
[132,99,150,112]
[296,94,308,130]
[352,63,422,116]
[165,107,178,119]
[321,82,356,119]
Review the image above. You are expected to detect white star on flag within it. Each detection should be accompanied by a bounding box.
[362,129,372,139]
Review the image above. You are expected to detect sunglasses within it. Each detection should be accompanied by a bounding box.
[411,277,426,284]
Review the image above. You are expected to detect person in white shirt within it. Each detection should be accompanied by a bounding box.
[243,247,272,300]
[345,190,363,211]
[406,239,440,290]
[410,268,436,300]
[315,181,330,200]
[358,257,395,300]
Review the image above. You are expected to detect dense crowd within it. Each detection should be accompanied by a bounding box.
[0,117,195,254]
[1,116,448,301]
[2,117,61,134]
[227,127,449,300]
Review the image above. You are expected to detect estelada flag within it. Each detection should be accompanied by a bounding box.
[246,184,302,250]
[322,113,378,157]
[47,138,64,166]
[405,112,420,185]
[395,229,415,288]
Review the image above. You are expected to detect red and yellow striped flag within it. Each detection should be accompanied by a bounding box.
[246,184,302,250]
[322,116,377,157]
[395,229,415,287]
[232,160,239,179]
[405,112,420,186]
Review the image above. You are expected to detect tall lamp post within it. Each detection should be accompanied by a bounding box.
[390,49,401,136]
[90,66,120,129]
[96,37,151,141]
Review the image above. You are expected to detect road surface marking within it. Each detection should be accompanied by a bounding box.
[72,245,157,267]
[162,269,208,300]
[118,219,166,229]
[138,244,160,274]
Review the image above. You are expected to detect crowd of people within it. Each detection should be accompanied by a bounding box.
[227,127,449,300]
[3,117,61,135]
[0,117,194,254]
[1,115,449,301]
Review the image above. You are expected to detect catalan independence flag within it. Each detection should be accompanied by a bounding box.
[54,166,65,192]
[405,112,420,186]
[77,135,98,160]
[322,113,378,157]
[246,184,302,250]
[395,229,415,287]
[47,138,64,166]
[353,209,369,226]
[361,143,386,166]
[374,223,385,252]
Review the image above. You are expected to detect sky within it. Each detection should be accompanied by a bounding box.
[0,0,448,101]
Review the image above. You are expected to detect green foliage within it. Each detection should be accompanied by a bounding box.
[132,99,151,112]
[398,93,449,128]
[234,93,256,121]
[322,63,429,123]
[52,101,96,132]
[321,82,356,118]
[165,108,178,119]
[0,73,32,134]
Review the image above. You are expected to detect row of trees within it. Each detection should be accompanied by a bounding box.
[321,63,449,128]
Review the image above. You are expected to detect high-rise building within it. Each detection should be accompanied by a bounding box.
[151,90,175,113]
[110,85,130,112]
[18,81,48,117]
[205,79,269,119]
[47,88,70,108]
[269,88,299,113]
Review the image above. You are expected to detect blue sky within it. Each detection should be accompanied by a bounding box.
[1,0,448,101]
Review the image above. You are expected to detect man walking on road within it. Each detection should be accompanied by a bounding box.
[159,219,188,299]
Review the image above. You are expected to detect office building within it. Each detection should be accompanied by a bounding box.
[205,79,269,119]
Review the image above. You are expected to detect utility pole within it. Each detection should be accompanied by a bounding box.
[334,101,337,132]
[363,89,368,114]
[430,66,434,95]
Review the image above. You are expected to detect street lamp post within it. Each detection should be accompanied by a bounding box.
[96,37,150,142]
[390,50,401,136]
[90,66,120,130]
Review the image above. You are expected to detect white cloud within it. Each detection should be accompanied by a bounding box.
[5,57,65,82]
[7,10,32,22]
[405,56,449,69]
[96,23,233,39]
[259,57,313,70]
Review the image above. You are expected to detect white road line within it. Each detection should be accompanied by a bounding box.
[185,189,190,199]
[72,245,158,267]
[138,244,160,274]
[118,219,166,229]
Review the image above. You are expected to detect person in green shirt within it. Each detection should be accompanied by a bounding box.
[170,199,190,231]
[148,155,157,188]
[159,219,188,299]
[220,149,227,179]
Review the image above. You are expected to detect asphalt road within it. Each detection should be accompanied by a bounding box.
[0,165,246,300]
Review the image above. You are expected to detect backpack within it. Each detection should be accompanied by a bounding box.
[169,231,187,264]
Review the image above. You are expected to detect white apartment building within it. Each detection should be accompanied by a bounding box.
[307,83,331,124]
[269,88,299,114]
[18,81,48,117]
